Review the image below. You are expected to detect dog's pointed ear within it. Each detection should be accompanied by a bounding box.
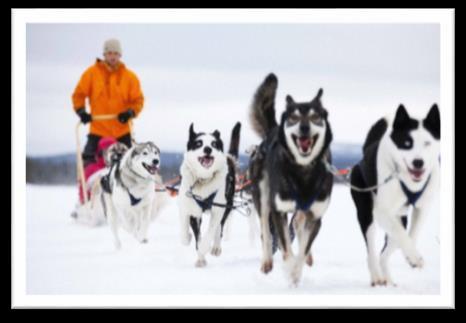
[393,104,410,130]
[189,123,196,141]
[423,103,440,139]
[315,88,323,101]
[286,95,295,105]
[212,130,221,140]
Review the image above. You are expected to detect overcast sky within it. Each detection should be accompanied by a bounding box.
[26,23,440,155]
[27,23,439,82]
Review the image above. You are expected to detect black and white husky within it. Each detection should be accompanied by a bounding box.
[178,122,241,267]
[101,142,162,249]
[248,73,333,285]
[350,104,440,286]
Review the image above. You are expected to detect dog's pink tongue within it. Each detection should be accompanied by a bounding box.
[202,157,213,167]
[299,137,311,152]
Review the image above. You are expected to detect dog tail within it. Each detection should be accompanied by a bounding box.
[249,73,278,139]
[228,122,241,159]
[362,117,388,153]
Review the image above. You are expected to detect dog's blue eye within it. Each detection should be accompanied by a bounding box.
[212,141,217,148]
[195,141,202,148]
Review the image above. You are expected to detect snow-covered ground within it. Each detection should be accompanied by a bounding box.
[26,184,440,295]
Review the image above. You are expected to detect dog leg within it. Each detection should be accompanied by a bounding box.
[374,208,423,269]
[291,211,322,286]
[197,210,223,266]
[212,208,232,256]
[179,202,192,246]
[106,197,122,250]
[136,204,152,244]
[256,178,274,274]
[409,208,426,245]
[195,210,221,268]
[189,216,202,250]
[271,210,297,285]
[380,215,408,286]
[189,215,207,268]
[211,225,222,257]
[302,214,321,267]
[365,222,385,286]
[259,209,273,274]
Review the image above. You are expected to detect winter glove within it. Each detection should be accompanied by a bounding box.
[118,109,135,124]
[76,107,92,124]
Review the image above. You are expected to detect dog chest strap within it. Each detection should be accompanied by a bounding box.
[193,191,218,212]
[101,175,112,194]
[293,192,319,211]
[399,175,431,206]
[128,191,142,206]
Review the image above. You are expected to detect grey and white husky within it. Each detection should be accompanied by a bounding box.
[248,73,333,286]
[350,104,440,286]
[101,142,162,249]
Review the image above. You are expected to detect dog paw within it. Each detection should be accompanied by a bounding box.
[195,259,207,268]
[260,259,273,274]
[211,246,222,257]
[406,254,424,268]
[306,254,313,267]
[285,257,303,287]
[371,279,387,287]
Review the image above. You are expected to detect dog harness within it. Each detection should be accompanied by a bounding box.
[289,162,325,211]
[191,191,218,212]
[103,159,143,206]
[399,175,431,207]
[292,191,321,211]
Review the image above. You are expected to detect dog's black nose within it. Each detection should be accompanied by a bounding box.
[300,123,310,135]
[412,159,424,169]
[204,147,212,155]
[153,159,159,166]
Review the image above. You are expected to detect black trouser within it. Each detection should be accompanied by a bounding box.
[82,133,132,167]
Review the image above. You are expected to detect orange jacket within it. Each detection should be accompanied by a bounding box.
[72,59,144,138]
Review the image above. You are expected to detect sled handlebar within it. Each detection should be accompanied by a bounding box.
[90,114,118,121]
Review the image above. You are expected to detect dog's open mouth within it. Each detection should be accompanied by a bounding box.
[408,167,425,182]
[198,156,214,168]
[292,134,318,155]
[143,162,159,175]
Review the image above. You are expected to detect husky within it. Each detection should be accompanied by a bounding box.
[101,142,161,249]
[350,104,440,286]
[178,122,241,267]
[248,73,333,286]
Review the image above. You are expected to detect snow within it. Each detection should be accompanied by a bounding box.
[26,184,440,295]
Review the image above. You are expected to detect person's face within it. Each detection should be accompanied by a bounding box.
[104,51,121,67]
